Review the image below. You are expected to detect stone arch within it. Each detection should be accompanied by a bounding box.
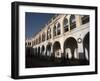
[53,41,62,58]
[56,23,61,35]
[64,37,78,59]
[39,35,41,43]
[38,47,40,56]
[41,45,45,56]
[42,32,45,42]
[83,32,89,60]
[63,17,69,32]
[46,43,52,57]
[53,25,56,36]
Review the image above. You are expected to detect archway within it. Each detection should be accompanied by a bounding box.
[83,32,89,61]
[41,45,45,56]
[53,41,61,58]
[38,47,40,56]
[46,43,52,57]
[64,37,78,60]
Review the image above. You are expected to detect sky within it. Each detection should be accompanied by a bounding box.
[25,12,56,39]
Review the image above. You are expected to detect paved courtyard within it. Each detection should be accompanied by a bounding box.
[25,54,89,68]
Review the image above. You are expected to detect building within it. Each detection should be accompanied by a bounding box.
[26,14,89,62]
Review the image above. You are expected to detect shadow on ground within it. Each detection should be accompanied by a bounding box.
[25,55,89,68]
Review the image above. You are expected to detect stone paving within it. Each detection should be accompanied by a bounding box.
[25,55,89,68]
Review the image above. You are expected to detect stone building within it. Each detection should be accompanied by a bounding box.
[26,14,89,62]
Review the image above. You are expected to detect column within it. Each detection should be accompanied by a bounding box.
[78,42,84,59]
[60,17,64,36]
[76,15,82,27]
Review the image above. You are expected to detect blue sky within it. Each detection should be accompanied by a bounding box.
[25,12,56,39]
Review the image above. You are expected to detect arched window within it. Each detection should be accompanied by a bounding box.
[70,15,76,30]
[32,41,35,46]
[47,27,51,40]
[39,35,41,43]
[42,32,45,42]
[63,18,69,32]
[34,41,35,45]
[81,15,89,24]
[36,39,38,44]
[53,25,56,36]
[57,23,61,35]
[28,42,31,46]
[38,37,39,44]
[34,40,36,45]
[32,41,34,46]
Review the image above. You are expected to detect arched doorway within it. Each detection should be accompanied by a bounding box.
[38,47,40,56]
[46,43,52,57]
[64,37,78,60]
[41,45,45,56]
[53,41,61,58]
[83,32,89,61]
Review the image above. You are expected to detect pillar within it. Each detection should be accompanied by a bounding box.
[76,15,82,28]
[78,41,84,59]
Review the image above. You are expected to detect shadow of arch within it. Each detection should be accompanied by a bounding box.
[83,32,89,61]
[64,37,78,60]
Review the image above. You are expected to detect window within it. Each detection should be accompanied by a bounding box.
[63,18,69,32]
[32,41,34,46]
[34,41,35,45]
[39,35,41,43]
[57,23,61,35]
[28,42,31,46]
[42,32,45,42]
[35,40,36,45]
[36,39,38,44]
[81,15,89,24]
[53,25,56,36]
[38,37,39,44]
[34,40,35,45]
[70,15,76,30]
